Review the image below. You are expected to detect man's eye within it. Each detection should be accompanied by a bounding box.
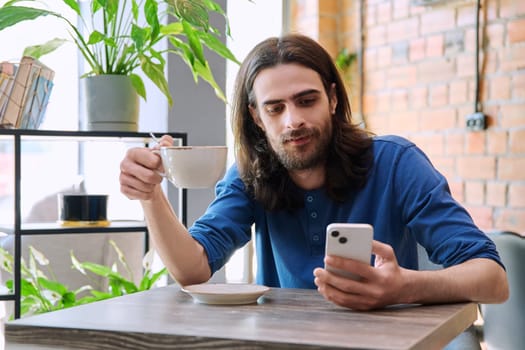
[265,105,283,114]
[298,97,316,106]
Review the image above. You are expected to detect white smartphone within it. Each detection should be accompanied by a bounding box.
[324,223,374,280]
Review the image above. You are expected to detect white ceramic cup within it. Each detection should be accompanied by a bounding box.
[155,146,228,188]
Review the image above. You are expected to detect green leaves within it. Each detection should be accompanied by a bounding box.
[0,0,242,106]
[23,38,68,59]
[0,241,168,319]
[0,5,53,31]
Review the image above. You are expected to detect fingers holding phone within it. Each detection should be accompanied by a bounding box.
[324,223,374,281]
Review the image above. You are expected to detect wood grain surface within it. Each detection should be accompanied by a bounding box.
[5,285,477,350]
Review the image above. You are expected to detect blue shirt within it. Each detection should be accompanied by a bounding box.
[189,135,503,288]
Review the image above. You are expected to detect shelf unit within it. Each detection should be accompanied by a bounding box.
[0,129,187,319]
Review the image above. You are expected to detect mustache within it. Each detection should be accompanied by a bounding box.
[280,128,317,143]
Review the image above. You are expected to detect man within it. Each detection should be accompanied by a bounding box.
[119,33,508,311]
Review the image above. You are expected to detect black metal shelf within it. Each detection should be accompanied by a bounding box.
[0,129,188,319]
[0,220,148,235]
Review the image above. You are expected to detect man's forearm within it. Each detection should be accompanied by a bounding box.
[141,186,211,286]
[403,258,509,305]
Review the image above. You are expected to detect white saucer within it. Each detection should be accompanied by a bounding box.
[181,283,270,305]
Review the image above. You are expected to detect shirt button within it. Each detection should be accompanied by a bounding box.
[306,195,313,202]
[312,235,320,241]
[310,212,317,219]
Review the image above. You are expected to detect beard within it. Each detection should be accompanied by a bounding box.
[273,126,331,171]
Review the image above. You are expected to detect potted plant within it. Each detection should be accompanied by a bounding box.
[0,0,240,131]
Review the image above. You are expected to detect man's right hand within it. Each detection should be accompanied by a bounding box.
[119,134,174,200]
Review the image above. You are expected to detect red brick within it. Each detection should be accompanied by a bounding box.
[419,108,456,131]
[512,73,525,99]
[510,129,525,154]
[419,134,445,156]
[498,158,525,181]
[465,205,493,231]
[489,75,511,100]
[478,78,489,104]
[387,65,417,88]
[457,54,476,78]
[464,28,477,53]
[376,1,392,24]
[486,181,507,207]
[366,2,377,27]
[500,45,525,72]
[457,5,477,27]
[387,17,419,42]
[409,38,425,62]
[365,70,386,91]
[448,180,464,202]
[465,181,485,205]
[377,46,392,68]
[485,0,499,21]
[363,93,378,114]
[368,25,387,47]
[393,0,409,19]
[457,156,496,180]
[430,155,455,179]
[392,42,409,65]
[376,92,391,113]
[465,132,486,155]
[390,89,408,111]
[484,51,499,75]
[509,184,525,207]
[366,113,389,135]
[449,80,469,105]
[426,34,444,57]
[500,0,525,17]
[485,23,505,49]
[487,130,508,155]
[410,86,427,109]
[388,110,419,134]
[364,48,377,71]
[482,105,499,129]
[418,59,455,84]
[446,133,465,156]
[508,18,525,43]
[409,3,426,16]
[494,209,525,235]
[500,103,525,128]
[420,8,455,35]
[429,83,448,107]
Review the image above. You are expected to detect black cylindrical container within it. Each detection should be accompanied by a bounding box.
[58,194,109,226]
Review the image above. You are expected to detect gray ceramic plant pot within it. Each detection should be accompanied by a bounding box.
[84,75,139,132]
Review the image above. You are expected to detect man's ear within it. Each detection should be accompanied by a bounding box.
[249,104,264,130]
[329,83,338,115]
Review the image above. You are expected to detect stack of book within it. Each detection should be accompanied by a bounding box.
[0,56,55,129]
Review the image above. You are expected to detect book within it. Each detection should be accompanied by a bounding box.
[18,62,55,129]
[2,56,54,128]
[0,61,17,126]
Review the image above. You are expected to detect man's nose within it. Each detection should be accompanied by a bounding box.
[283,106,305,129]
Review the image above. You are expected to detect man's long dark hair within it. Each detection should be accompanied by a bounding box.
[232,33,374,212]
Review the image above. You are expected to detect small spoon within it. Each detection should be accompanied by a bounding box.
[149,132,161,144]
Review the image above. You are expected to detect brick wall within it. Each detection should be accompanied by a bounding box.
[289,0,525,234]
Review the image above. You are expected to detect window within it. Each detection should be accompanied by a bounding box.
[0,1,79,225]
[224,0,284,283]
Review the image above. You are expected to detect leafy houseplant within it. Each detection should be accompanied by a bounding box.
[0,241,167,318]
[0,0,240,106]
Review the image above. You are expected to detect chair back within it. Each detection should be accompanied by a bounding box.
[481,230,525,350]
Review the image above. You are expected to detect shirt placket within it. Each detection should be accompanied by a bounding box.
[305,192,324,256]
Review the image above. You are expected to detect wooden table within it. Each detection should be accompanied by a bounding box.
[5,284,477,350]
